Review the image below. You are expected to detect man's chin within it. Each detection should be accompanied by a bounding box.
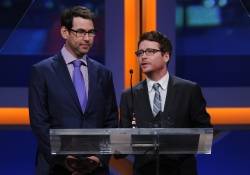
[78,49,89,56]
[79,46,90,53]
[141,68,152,74]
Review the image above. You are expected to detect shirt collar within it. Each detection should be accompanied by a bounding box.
[61,45,87,66]
[147,72,169,92]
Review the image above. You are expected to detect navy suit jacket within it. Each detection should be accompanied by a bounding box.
[29,53,118,175]
[120,75,212,175]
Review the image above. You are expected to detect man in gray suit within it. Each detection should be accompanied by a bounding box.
[120,31,212,175]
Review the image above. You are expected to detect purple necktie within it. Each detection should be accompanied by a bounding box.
[72,60,87,111]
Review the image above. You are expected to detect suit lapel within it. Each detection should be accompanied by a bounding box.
[164,75,176,112]
[84,57,96,111]
[52,53,82,112]
[140,80,155,118]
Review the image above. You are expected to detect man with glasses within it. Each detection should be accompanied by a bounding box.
[29,6,118,175]
[119,31,212,175]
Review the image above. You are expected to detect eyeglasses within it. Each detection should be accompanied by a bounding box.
[135,48,161,57]
[69,28,96,37]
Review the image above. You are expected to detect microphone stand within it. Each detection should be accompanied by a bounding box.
[154,133,160,175]
[129,69,137,128]
[153,112,161,175]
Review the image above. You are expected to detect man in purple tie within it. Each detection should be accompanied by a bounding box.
[29,6,118,175]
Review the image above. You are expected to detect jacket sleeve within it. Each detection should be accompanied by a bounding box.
[96,71,119,167]
[29,66,51,163]
[103,71,119,128]
[189,84,212,128]
[119,91,132,128]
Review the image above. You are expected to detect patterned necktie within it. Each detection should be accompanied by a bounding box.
[152,83,161,117]
[72,60,87,111]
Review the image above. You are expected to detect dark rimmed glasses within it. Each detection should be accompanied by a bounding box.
[69,28,96,37]
[135,48,161,57]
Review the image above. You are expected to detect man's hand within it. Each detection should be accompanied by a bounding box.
[65,155,100,175]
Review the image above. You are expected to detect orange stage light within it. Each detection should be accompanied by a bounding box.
[0,107,249,125]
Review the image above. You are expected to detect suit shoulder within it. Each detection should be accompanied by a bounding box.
[133,81,144,90]
[121,81,144,96]
[32,55,57,69]
[172,76,198,88]
[88,57,111,73]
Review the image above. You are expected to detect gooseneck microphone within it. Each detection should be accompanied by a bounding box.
[129,69,137,128]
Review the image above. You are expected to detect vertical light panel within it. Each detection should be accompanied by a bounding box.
[141,0,157,80]
[124,0,157,88]
[124,0,140,89]
[142,0,157,32]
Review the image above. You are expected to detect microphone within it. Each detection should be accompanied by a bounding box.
[129,69,137,128]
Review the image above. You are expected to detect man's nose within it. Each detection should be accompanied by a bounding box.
[140,55,148,62]
[82,34,90,41]
[141,52,148,59]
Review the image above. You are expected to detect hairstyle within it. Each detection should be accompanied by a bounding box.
[61,6,95,29]
[138,31,172,57]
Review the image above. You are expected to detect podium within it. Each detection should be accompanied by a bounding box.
[50,128,212,175]
[50,128,213,155]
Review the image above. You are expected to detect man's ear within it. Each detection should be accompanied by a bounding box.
[61,26,69,40]
[163,52,170,63]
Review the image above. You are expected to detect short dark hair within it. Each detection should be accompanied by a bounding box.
[138,31,172,57]
[61,6,95,29]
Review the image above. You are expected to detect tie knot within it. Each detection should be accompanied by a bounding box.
[153,83,160,91]
[72,60,82,68]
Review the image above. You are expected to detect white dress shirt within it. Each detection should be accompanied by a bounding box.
[147,72,169,113]
[61,46,89,97]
